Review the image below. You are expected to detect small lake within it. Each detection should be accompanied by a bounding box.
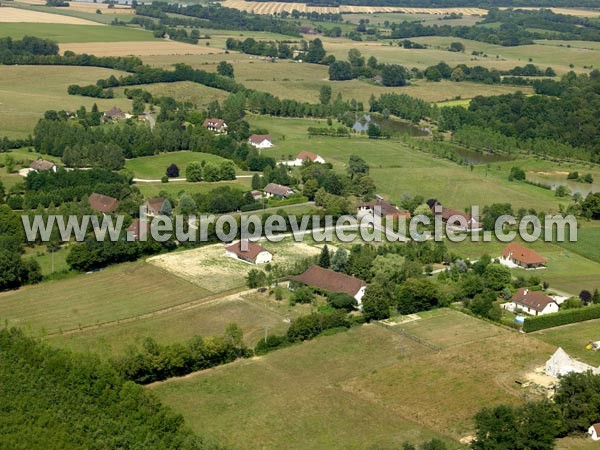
[526,173,600,197]
[352,114,430,137]
[452,147,513,165]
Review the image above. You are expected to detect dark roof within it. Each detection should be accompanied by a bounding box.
[291,265,365,297]
[502,243,547,265]
[89,193,119,214]
[105,106,126,120]
[29,159,55,171]
[433,205,480,229]
[248,134,272,144]
[226,240,270,261]
[511,288,556,312]
[264,183,292,197]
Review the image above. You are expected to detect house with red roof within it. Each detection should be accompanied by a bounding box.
[203,118,228,134]
[225,240,272,264]
[290,265,366,307]
[505,288,559,316]
[589,423,600,441]
[356,199,411,220]
[500,243,547,269]
[89,193,119,214]
[431,203,481,231]
[283,151,325,166]
[264,183,293,199]
[248,134,273,149]
[144,197,172,217]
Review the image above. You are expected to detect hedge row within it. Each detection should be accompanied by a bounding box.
[523,304,600,332]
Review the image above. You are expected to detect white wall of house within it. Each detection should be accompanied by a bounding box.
[255,251,273,264]
[355,286,366,308]
[508,301,559,316]
[250,140,273,149]
[589,426,600,441]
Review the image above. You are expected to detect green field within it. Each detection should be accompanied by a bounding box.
[0,261,212,337]
[135,179,251,198]
[0,65,132,138]
[0,23,154,43]
[116,82,230,110]
[151,309,553,448]
[533,318,600,367]
[125,151,244,179]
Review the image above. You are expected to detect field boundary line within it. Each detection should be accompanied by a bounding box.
[373,320,441,352]
[45,286,252,338]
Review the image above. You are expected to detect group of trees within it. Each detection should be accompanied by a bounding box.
[441,72,600,162]
[0,328,218,449]
[185,160,237,182]
[473,371,600,448]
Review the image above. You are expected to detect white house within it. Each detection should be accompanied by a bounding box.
[248,134,273,149]
[589,424,600,441]
[504,288,559,316]
[203,118,228,134]
[282,151,325,167]
[225,240,272,265]
[545,347,600,378]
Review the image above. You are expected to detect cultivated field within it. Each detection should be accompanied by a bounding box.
[0,6,99,24]
[0,23,154,42]
[0,65,131,138]
[61,41,223,57]
[20,0,134,14]
[0,262,212,337]
[148,239,322,293]
[152,309,553,448]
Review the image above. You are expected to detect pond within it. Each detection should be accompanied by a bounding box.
[451,147,513,165]
[352,114,430,137]
[526,173,600,197]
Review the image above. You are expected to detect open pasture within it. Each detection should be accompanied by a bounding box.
[0,65,132,138]
[117,82,229,109]
[0,22,153,42]
[152,310,552,448]
[134,179,251,198]
[534,318,600,367]
[0,262,212,337]
[147,239,322,293]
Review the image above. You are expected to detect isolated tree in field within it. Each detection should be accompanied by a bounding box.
[448,41,465,52]
[381,64,407,87]
[509,166,526,181]
[331,247,348,272]
[347,155,369,179]
[217,61,234,78]
[251,173,261,190]
[246,269,267,288]
[219,161,237,180]
[319,85,332,105]
[185,162,203,182]
[329,61,353,81]
[166,163,179,178]
[318,245,331,268]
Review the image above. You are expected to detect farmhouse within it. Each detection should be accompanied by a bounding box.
[283,151,325,166]
[104,106,130,121]
[248,134,273,149]
[144,197,172,216]
[589,424,600,441]
[251,190,263,201]
[225,240,272,264]
[89,192,119,214]
[499,243,547,269]
[505,288,559,316]
[290,265,366,306]
[264,183,293,199]
[356,199,411,220]
[203,118,228,134]
[29,159,57,173]
[432,204,482,231]
[127,219,148,240]
[545,347,600,378]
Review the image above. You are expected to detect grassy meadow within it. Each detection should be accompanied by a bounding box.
[151,309,554,448]
[533,318,600,367]
[0,23,154,42]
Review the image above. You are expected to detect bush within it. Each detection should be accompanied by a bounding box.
[523,304,600,332]
[160,175,169,183]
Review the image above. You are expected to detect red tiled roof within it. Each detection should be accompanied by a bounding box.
[502,243,547,265]
[203,118,226,128]
[226,240,270,262]
[512,288,556,312]
[297,151,321,162]
[105,106,126,119]
[264,183,292,197]
[291,265,365,297]
[592,423,600,434]
[357,200,411,218]
[89,193,119,214]
[145,197,166,215]
[248,134,272,144]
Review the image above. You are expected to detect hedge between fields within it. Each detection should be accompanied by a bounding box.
[523,304,600,332]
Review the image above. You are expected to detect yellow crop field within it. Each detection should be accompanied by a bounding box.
[0,6,100,24]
